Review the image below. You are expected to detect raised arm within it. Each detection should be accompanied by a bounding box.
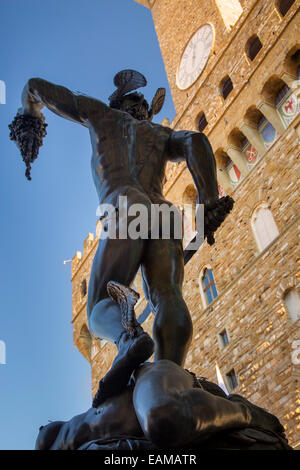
[167,129,234,245]
[167,130,219,207]
[21,77,108,126]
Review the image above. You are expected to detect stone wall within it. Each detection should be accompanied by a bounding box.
[71,0,300,448]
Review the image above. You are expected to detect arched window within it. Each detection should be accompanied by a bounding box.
[182,184,197,248]
[228,128,261,172]
[251,204,279,252]
[246,35,262,61]
[258,116,279,150]
[80,279,87,299]
[220,76,233,99]
[283,289,300,323]
[215,0,243,30]
[200,268,218,307]
[276,0,295,17]
[197,112,208,133]
[261,75,299,129]
[79,324,92,361]
[216,149,243,190]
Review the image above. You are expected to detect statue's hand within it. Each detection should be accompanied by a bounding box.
[9,109,47,180]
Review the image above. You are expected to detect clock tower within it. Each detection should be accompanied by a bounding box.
[134,0,243,119]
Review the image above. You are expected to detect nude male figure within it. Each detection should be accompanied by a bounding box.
[19,71,233,405]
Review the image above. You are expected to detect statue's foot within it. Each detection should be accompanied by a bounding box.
[204,196,234,245]
[92,330,154,408]
[107,281,140,336]
[228,394,285,436]
[92,280,154,408]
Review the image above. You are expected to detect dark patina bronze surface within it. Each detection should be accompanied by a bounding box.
[12,72,289,451]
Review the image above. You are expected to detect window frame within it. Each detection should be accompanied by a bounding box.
[226,368,238,392]
[246,35,263,62]
[199,267,218,308]
[80,278,87,300]
[276,0,295,17]
[218,327,230,350]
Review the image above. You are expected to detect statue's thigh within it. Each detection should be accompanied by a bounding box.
[88,236,145,308]
[141,238,184,297]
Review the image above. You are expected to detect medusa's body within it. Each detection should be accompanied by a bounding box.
[36,360,287,450]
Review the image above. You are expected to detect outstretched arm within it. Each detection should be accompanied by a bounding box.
[167,130,219,207]
[21,77,108,125]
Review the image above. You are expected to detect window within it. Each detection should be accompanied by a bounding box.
[80,279,87,299]
[215,0,243,30]
[251,204,279,252]
[284,289,300,323]
[226,369,238,392]
[258,116,279,150]
[221,76,233,99]
[79,323,92,360]
[197,112,208,132]
[182,184,197,248]
[246,35,262,61]
[277,0,295,17]
[202,268,218,306]
[218,328,230,349]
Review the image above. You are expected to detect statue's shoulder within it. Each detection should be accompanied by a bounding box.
[76,94,113,119]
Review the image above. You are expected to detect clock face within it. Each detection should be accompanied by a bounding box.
[176,24,214,90]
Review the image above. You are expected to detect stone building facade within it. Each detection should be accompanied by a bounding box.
[71,0,300,448]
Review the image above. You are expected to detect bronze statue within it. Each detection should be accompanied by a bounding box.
[36,360,290,450]
[10,70,234,406]
[35,282,290,451]
[10,71,291,450]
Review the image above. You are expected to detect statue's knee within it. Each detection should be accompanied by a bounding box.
[151,284,181,305]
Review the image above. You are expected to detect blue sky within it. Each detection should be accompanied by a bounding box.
[0,0,175,450]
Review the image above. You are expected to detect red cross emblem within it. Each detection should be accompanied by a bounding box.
[245,145,258,163]
[218,185,225,198]
[284,97,296,115]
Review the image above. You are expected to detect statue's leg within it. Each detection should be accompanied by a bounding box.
[88,236,154,407]
[133,360,251,448]
[87,236,144,340]
[141,238,193,366]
